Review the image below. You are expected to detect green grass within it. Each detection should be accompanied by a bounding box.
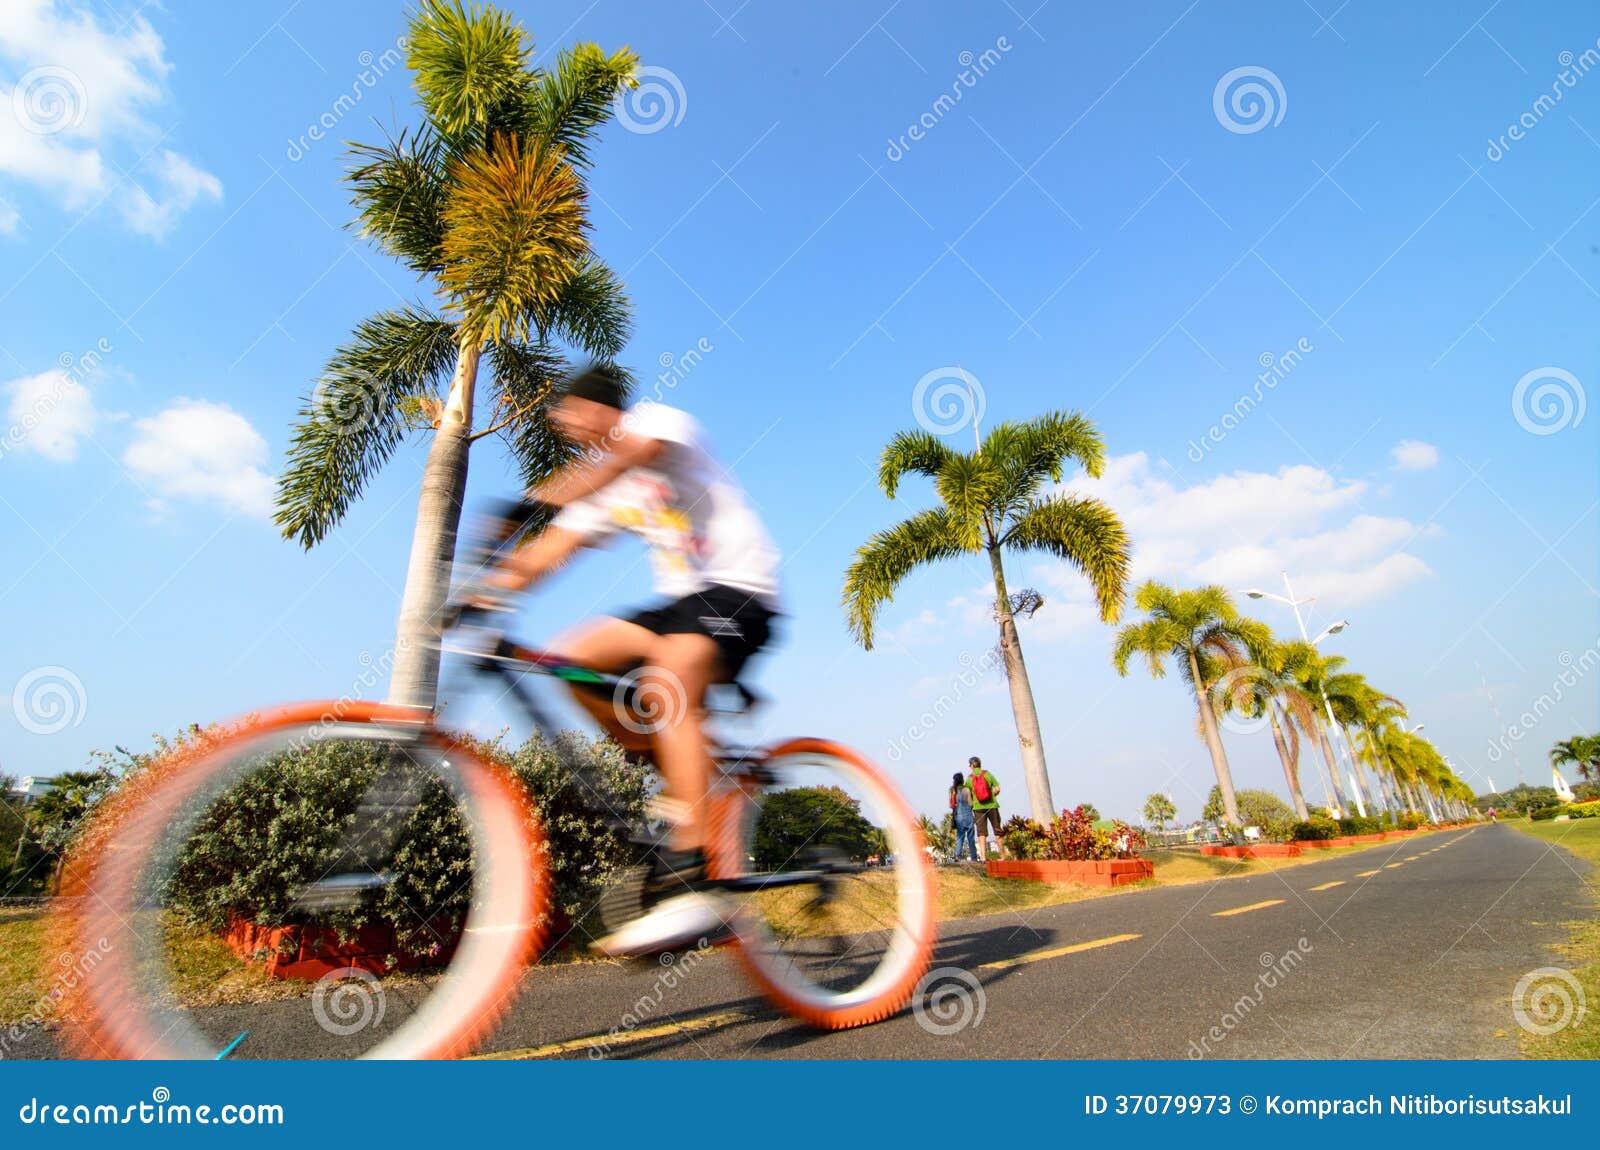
[1506,818,1600,1060]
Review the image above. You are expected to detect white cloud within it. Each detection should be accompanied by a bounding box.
[122,398,274,519]
[3,367,96,459]
[1059,452,1433,611]
[0,1,220,236]
[1390,438,1439,471]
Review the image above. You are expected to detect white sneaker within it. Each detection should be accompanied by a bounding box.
[590,891,733,957]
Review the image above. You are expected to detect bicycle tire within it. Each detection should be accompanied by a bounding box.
[51,701,547,1060]
[707,737,937,1030]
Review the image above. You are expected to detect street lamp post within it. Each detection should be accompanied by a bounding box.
[1241,572,1367,818]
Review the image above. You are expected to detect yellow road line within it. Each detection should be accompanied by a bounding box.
[1355,869,1381,877]
[1212,899,1285,917]
[1384,863,1404,869]
[979,932,1142,971]
[1405,855,1420,861]
[469,1009,749,1060]
[1308,880,1345,891]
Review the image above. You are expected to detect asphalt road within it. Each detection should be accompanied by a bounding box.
[16,823,1594,1059]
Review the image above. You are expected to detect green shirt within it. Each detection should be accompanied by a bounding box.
[971,769,1001,811]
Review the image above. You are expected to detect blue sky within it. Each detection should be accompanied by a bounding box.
[1,0,1596,824]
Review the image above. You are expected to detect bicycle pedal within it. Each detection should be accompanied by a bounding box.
[290,872,392,913]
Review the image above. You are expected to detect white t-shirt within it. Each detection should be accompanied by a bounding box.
[553,402,781,608]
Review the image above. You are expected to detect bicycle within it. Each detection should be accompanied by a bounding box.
[52,552,937,1059]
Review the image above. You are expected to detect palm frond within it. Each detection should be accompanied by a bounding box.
[983,410,1107,504]
[1111,617,1182,678]
[522,43,639,168]
[877,429,960,498]
[347,127,449,274]
[842,508,973,649]
[1003,494,1131,622]
[438,134,590,343]
[933,452,1001,549]
[486,339,576,486]
[406,0,532,140]
[275,307,460,547]
[523,255,631,356]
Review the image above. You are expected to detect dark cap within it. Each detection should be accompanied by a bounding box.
[558,362,627,410]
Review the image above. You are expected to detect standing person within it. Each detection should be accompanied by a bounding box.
[949,771,977,862]
[968,756,1005,860]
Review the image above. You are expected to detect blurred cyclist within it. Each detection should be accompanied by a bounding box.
[469,364,780,955]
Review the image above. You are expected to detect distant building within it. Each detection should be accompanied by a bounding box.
[9,776,59,802]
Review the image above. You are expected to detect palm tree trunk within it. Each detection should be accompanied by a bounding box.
[1188,649,1241,827]
[1314,720,1349,816]
[1267,702,1310,820]
[388,342,481,709]
[987,543,1054,822]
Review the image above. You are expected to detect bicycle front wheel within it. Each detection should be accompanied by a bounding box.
[52,702,547,1060]
[708,737,936,1029]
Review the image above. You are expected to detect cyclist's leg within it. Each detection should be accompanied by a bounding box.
[550,616,657,753]
[639,631,722,851]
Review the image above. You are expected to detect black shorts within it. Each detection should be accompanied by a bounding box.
[625,585,777,681]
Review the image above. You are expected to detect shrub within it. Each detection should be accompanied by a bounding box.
[1290,818,1338,841]
[1398,812,1425,830]
[1036,806,1145,861]
[1530,805,1563,821]
[157,728,650,950]
[1339,816,1382,836]
[1000,815,1048,860]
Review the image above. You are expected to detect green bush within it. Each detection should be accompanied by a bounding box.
[1398,812,1425,830]
[1290,818,1338,841]
[1000,815,1048,860]
[163,730,649,949]
[1530,805,1563,821]
[1339,816,1382,836]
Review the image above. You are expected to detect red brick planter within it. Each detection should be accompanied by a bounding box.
[1200,843,1302,859]
[221,914,467,980]
[986,858,1153,886]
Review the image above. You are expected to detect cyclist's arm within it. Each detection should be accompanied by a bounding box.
[486,524,586,592]
[531,430,663,508]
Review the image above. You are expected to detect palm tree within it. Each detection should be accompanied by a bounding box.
[842,413,1131,822]
[1216,634,1319,821]
[1111,583,1272,829]
[1325,670,1403,814]
[1551,735,1600,784]
[1276,641,1354,815]
[274,1,638,708]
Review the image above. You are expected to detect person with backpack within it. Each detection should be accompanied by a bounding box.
[949,771,977,862]
[968,756,1004,860]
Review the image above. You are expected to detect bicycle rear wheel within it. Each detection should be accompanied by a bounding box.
[52,702,546,1060]
[708,737,936,1029]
